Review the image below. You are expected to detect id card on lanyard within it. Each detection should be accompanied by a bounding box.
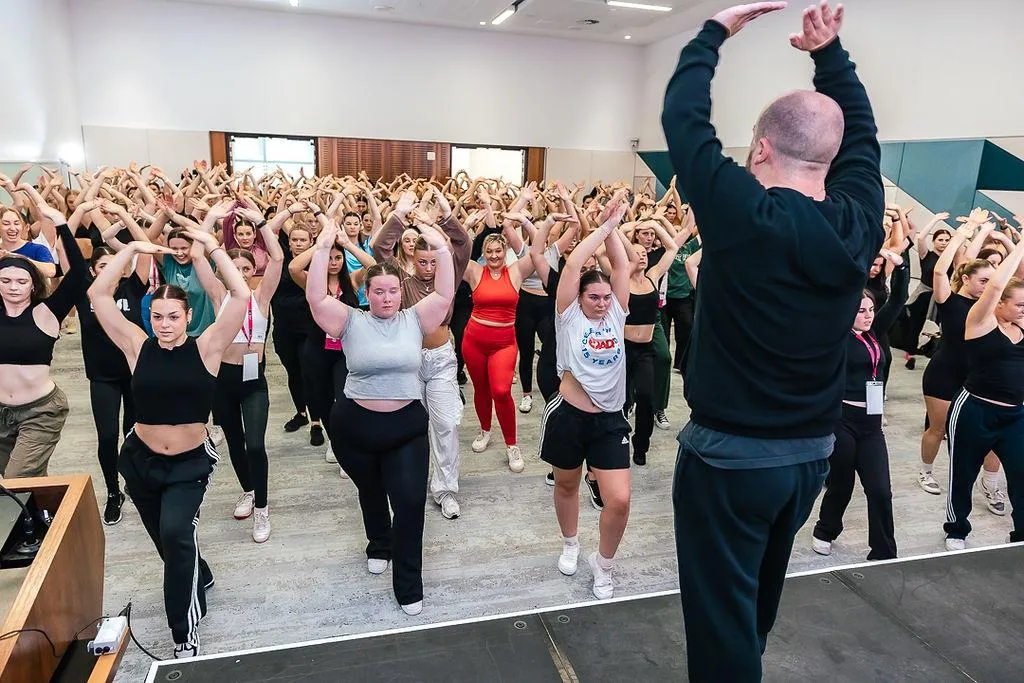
[240,296,260,381]
[324,285,344,352]
[857,332,884,415]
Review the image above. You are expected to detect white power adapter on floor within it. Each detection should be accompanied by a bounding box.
[87,616,127,656]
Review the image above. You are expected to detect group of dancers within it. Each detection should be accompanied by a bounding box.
[2,62,1023,666]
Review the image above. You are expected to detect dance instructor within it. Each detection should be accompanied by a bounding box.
[662,2,884,680]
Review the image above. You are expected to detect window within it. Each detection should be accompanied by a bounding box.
[229,135,316,178]
[451,146,525,185]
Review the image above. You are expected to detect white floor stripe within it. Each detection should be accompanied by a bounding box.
[147,540,1024,680]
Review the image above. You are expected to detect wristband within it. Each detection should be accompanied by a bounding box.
[314,211,324,217]
[210,246,224,256]
[255,220,267,230]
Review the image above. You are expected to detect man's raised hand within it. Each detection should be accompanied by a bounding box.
[711,2,787,37]
[789,1,844,52]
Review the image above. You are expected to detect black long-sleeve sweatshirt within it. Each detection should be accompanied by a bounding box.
[661,21,885,441]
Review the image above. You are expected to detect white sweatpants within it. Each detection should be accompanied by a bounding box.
[420,342,462,501]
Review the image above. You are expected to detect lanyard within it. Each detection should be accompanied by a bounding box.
[240,296,254,348]
[855,332,881,380]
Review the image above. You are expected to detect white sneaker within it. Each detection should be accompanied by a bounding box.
[252,507,270,543]
[401,600,423,616]
[654,410,671,430]
[208,425,225,447]
[439,494,461,520]
[507,445,525,473]
[945,537,966,552]
[325,444,337,464]
[812,537,832,556]
[558,542,579,576]
[918,471,941,495]
[233,491,255,520]
[981,479,1007,516]
[587,552,614,600]
[173,641,199,659]
[519,394,533,413]
[472,430,491,453]
[367,558,390,574]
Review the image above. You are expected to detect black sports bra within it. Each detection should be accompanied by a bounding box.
[132,337,216,425]
[626,277,660,325]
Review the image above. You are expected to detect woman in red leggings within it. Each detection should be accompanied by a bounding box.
[463,232,536,473]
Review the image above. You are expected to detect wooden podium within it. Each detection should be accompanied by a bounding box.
[0,475,110,682]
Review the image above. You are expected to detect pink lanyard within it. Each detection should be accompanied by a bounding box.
[240,296,254,348]
[855,332,881,380]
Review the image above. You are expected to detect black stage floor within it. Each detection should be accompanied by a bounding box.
[147,545,1024,682]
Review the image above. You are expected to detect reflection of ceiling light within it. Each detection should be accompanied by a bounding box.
[624,35,632,39]
[374,4,394,10]
[479,21,486,25]
[606,1,672,11]
[491,7,516,25]
[289,0,298,6]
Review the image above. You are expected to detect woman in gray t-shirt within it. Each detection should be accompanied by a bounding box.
[306,217,454,617]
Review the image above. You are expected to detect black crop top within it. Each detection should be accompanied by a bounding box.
[132,337,216,425]
[626,278,660,325]
[843,263,910,402]
[964,325,1024,405]
[0,224,84,367]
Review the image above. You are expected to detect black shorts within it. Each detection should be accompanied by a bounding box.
[539,394,630,471]
[922,359,967,402]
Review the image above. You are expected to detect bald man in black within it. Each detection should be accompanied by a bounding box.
[661,3,884,681]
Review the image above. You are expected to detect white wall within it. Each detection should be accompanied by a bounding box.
[642,0,1024,150]
[546,150,651,192]
[82,126,210,174]
[70,0,643,153]
[0,0,82,163]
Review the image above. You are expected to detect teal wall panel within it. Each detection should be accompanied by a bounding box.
[638,151,673,188]
[977,141,1024,191]
[880,142,905,182]
[892,140,984,218]
[973,191,1014,221]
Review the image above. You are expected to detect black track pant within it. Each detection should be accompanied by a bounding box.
[625,340,656,459]
[119,431,217,647]
[813,404,897,560]
[451,286,473,376]
[301,338,347,426]
[89,378,135,496]
[945,391,1024,542]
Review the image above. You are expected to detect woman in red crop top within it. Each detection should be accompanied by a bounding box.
[462,225,536,474]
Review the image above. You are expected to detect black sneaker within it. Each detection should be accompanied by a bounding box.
[905,357,916,370]
[284,413,309,433]
[585,476,604,511]
[310,424,325,447]
[201,566,215,591]
[103,492,125,526]
[633,452,647,467]
[545,471,555,486]
[457,369,468,386]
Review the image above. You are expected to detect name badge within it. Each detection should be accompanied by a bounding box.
[324,336,342,352]
[242,353,260,382]
[865,381,884,416]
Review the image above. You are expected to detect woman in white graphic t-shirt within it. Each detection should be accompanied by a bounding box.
[538,189,632,601]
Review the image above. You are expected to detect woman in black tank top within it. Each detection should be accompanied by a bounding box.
[0,186,83,479]
[943,235,1024,552]
[918,221,999,497]
[88,221,252,659]
[622,222,683,467]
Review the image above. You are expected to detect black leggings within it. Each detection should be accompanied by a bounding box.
[515,291,551,394]
[813,404,897,560]
[625,339,656,459]
[301,337,348,426]
[661,295,694,371]
[89,378,135,496]
[332,399,430,605]
[213,363,270,508]
[272,322,309,415]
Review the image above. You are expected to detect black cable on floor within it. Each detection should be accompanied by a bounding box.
[122,601,163,661]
